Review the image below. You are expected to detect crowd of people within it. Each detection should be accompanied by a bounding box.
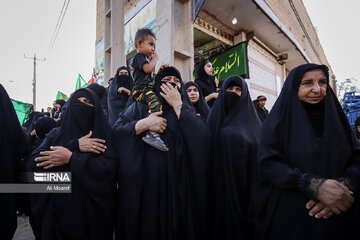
[1,28,360,240]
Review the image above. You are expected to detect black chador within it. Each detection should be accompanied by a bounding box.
[184,81,210,120]
[195,59,218,108]
[0,84,27,240]
[114,67,210,240]
[27,88,117,240]
[253,64,360,240]
[207,76,261,240]
[108,66,133,126]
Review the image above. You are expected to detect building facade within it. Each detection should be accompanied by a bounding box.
[95,0,335,109]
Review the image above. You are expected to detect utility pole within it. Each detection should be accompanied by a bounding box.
[24,54,46,111]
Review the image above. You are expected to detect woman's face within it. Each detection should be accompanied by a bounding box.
[119,70,128,75]
[298,69,327,104]
[226,85,242,96]
[186,85,200,104]
[161,76,181,88]
[77,97,94,107]
[204,61,213,76]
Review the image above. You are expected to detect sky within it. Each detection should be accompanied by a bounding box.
[1,0,359,111]
[0,0,96,111]
[302,0,360,92]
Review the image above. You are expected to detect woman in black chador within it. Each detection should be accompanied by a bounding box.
[108,66,133,126]
[0,84,27,240]
[195,59,219,107]
[207,76,261,240]
[184,81,210,120]
[254,63,360,240]
[114,66,210,240]
[27,88,117,240]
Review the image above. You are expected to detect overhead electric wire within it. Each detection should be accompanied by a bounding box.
[47,0,71,59]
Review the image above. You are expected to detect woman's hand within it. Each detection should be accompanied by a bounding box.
[160,82,183,118]
[79,131,106,154]
[35,146,72,169]
[205,92,219,102]
[215,77,220,92]
[157,64,170,75]
[306,200,334,219]
[135,111,167,135]
[118,87,131,96]
[317,179,354,214]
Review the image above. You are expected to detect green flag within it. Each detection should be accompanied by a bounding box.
[194,41,249,81]
[56,91,68,101]
[75,74,88,90]
[11,99,30,125]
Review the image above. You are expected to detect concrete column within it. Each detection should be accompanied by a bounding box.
[156,0,174,68]
[111,0,125,75]
[156,0,193,83]
[173,0,193,83]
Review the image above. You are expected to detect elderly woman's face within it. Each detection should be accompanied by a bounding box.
[298,69,327,104]
[119,70,128,75]
[161,76,181,88]
[186,85,199,104]
[77,97,94,107]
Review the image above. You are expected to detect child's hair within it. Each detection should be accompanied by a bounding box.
[135,28,156,49]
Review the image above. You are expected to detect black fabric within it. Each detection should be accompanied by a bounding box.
[27,88,117,240]
[88,83,109,121]
[114,66,210,240]
[23,111,49,135]
[224,91,240,115]
[195,59,217,108]
[301,100,325,137]
[0,84,27,240]
[184,81,210,120]
[108,66,134,126]
[207,76,261,240]
[34,117,57,139]
[70,90,95,136]
[132,52,151,91]
[355,116,360,139]
[253,63,360,240]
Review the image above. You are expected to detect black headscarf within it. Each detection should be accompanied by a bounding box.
[184,81,210,120]
[107,66,134,126]
[33,117,57,139]
[253,63,360,239]
[195,59,217,107]
[88,83,106,99]
[88,83,109,121]
[113,66,210,240]
[0,84,27,239]
[27,88,117,239]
